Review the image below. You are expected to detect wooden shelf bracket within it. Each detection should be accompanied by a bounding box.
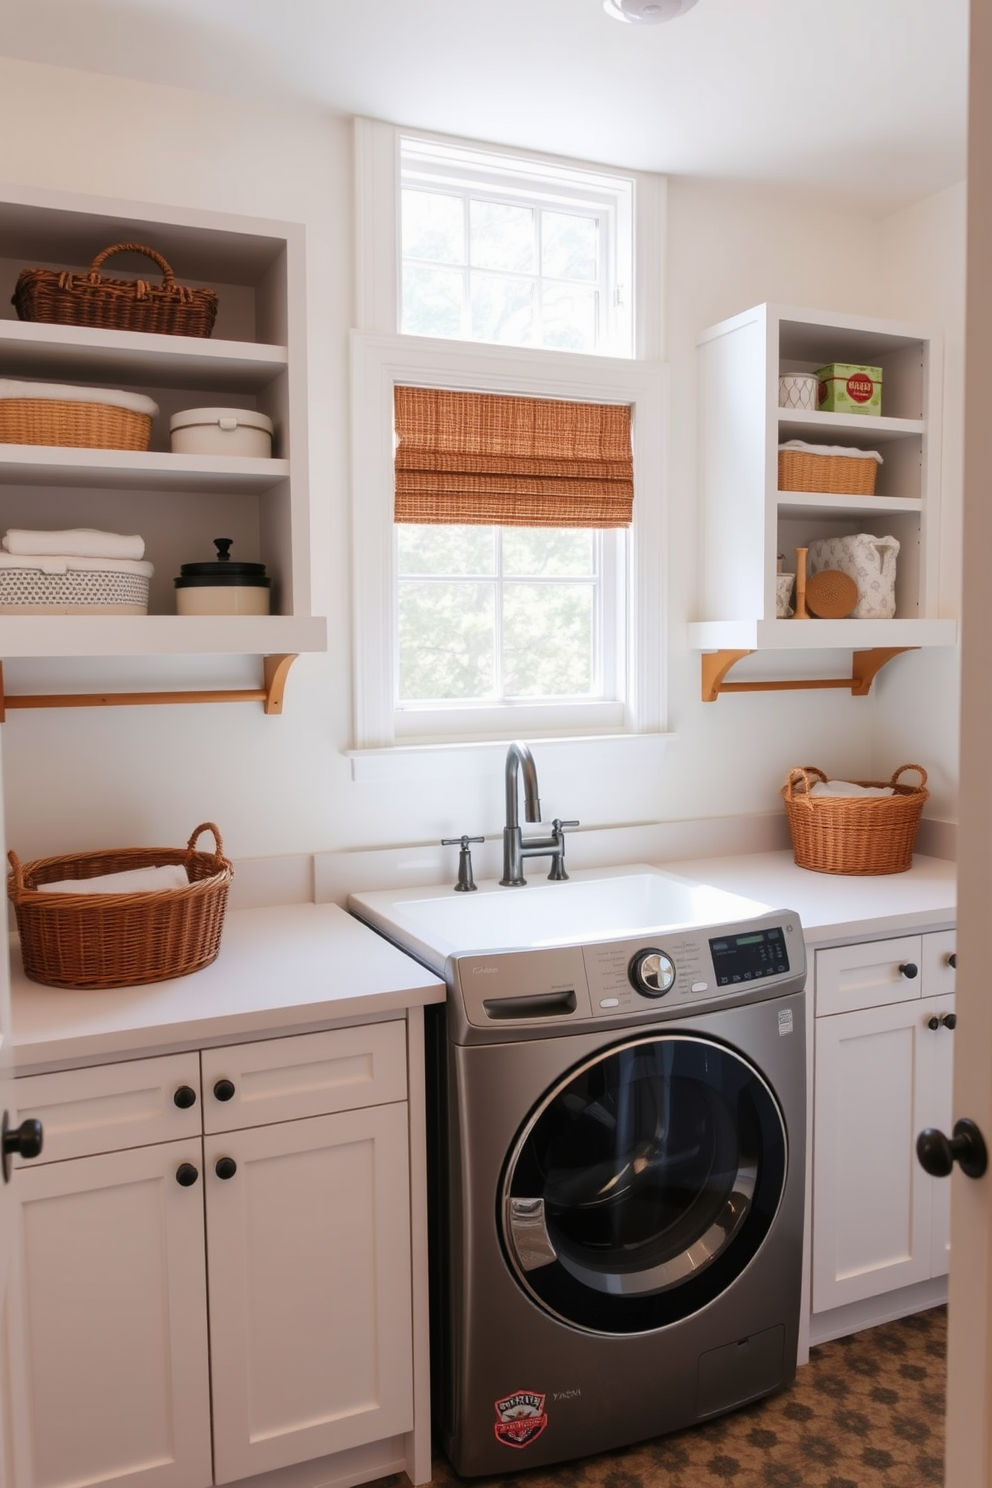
[701,647,916,702]
[0,653,299,722]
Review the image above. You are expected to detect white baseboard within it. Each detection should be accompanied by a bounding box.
[808,1275,948,1349]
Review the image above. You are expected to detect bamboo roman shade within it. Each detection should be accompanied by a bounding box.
[393,386,634,528]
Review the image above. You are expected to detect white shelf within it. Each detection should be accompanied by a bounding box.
[777,491,923,518]
[778,408,924,443]
[0,446,289,492]
[0,614,327,658]
[0,320,288,392]
[688,618,958,652]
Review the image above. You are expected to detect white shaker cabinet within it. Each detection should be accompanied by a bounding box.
[11,1021,419,1488]
[812,930,956,1315]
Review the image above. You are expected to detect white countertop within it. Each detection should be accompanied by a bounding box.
[10,901,445,1073]
[663,850,956,945]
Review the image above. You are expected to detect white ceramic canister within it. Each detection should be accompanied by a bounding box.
[170,407,274,458]
[777,374,819,412]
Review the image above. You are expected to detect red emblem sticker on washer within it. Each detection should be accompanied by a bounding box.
[494,1391,548,1448]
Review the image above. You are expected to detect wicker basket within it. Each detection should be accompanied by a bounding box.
[0,398,152,450]
[778,448,878,496]
[12,242,218,338]
[8,823,233,989]
[782,766,928,876]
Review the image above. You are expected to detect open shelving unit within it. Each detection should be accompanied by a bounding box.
[0,186,327,697]
[688,303,956,699]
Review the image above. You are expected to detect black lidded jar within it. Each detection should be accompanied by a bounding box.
[174,539,271,616]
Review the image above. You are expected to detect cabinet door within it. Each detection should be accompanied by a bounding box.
[921,992,956,1276]
[815,935,924,1017]
[17,1140,212,1488]
[205,1103,413,1484]
[813,997,934,1312]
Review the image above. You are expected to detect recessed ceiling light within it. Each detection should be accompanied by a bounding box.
[603,0,699,22]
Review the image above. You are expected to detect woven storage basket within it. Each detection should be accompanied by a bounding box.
[0,398,152,450]
[778,448,878,496]
[8,823,232,989]
[12,242,218,338]
[782,766,928,876]
[0,563,150,615]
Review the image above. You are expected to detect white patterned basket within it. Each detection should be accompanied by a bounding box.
[806,533,900,619]
[0,560,151,614]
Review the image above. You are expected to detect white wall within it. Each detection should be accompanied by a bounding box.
[0,55,965,866]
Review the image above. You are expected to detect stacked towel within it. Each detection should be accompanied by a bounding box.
[1,529,152,577]
[810,780,895,798]
[40,865,190,895]
[0,379,159,418]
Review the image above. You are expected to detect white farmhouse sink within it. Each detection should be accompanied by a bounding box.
[349,864,773,974]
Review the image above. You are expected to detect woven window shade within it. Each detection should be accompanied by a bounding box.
[394,386,634,528]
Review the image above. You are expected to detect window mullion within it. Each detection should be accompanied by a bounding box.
[494,528,506,703]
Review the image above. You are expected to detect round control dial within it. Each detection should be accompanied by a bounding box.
[628,948,677,998]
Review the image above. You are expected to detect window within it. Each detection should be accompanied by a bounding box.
[400,136,634,357]
[351,120,667,758]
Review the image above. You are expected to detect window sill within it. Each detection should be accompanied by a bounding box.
[344,731,676,783]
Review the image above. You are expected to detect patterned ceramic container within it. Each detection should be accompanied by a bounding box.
[778,373,819,411]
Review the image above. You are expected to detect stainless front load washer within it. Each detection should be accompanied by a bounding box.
[427,910,807,1476]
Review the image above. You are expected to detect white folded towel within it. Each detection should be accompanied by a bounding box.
[779,439,884,464]
[810,780,895,798]
[40,865,190,895]
[0,553,153,577]
[0,379,159,418]
[3,529,145,560]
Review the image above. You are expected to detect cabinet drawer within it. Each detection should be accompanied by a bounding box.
[922,929,956,996]
[815,936,923,1017]
[201,1022,408,1133]
[11,1053,202,1165]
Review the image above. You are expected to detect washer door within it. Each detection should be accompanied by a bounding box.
[499,1033,788,1335]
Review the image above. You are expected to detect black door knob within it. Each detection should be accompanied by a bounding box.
[942,1012,957,1030]
[213,1079,236,1102]
[215,1157,237,1180]
[173,1085,197,1109]
[175,1163,200,1187]
[948,953,957,969]
[1,1112,43,1182]
[917,1118,988,1179]
[928,1016,940,1031]
[899,962,919,979]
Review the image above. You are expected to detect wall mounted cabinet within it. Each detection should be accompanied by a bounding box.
[0,187,326,662]
[689,304,956,692]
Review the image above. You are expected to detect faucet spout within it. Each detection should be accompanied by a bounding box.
[504,741,541,832]
[501,741,577,887]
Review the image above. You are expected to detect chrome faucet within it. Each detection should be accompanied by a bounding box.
[500,741,578,886]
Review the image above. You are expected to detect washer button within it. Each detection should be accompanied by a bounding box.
[600,997,620,1008]
[691,981,709,993]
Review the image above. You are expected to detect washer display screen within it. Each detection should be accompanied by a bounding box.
[709,927,789,986]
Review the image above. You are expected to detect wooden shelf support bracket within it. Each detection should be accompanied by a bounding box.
[701,647,917,702]
[0,654,300,722]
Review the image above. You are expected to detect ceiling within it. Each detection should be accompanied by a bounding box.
[0,0,970,215]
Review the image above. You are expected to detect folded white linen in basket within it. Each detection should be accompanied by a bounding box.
[40,864,190,895]
[810,780,895,798]
[778,439,884,463]
[0,553,153,577]
[3,529,145,560]
[0,379,159,417]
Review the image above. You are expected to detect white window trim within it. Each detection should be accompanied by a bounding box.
[351,331,668,750]
[349,117,670,764]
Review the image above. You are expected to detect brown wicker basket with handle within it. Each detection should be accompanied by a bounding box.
[782,766,928,876]
[778,448,878,496]
[12,243,219,338]
[7,823,233,989]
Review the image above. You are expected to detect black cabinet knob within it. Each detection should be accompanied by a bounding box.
[942,1012,958,1030]
[928,1016,941,1031]
[1,1113,43,1182]
[899,962,919,979]
[215,1157,237,1180]
[176,1163,199,1187]
[917,1118,988,1180]
[173,1085,197,1109]
[948,953,957,969]
[213,1079,236,1102]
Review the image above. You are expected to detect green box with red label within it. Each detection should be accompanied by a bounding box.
[815,363,883,415]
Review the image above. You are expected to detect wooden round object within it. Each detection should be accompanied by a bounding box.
[805,569,859,618]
